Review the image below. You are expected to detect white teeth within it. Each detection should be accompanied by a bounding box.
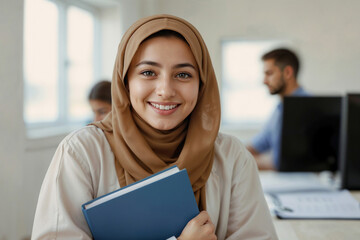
[151,103,177,110]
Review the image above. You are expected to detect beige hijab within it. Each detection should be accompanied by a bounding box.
[93,14,220,211]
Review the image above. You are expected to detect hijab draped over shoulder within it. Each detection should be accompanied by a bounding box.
[92,14,220,211]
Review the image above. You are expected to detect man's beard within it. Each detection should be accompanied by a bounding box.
[270,74,285,95]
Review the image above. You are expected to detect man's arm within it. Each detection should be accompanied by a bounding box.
[246,145,275,170]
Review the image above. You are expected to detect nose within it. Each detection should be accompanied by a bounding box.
[263,76,268,85]
[156,75,176,99]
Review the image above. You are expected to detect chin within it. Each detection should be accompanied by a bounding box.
[270,89,282,95]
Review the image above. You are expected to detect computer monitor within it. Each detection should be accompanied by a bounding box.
[340,93,360,190]
[279,96,342,172]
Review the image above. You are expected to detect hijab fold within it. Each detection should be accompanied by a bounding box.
[92,14,220,211]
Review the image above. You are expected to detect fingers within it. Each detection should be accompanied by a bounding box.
[202,221,216,239]
[182,211,216,240]
[188,211,211,226]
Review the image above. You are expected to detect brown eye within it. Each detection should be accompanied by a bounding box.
[141,71,156,77]
[176,72,191,79]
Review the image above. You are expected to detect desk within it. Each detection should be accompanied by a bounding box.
[270,188,360,239]
[258,171,360,239]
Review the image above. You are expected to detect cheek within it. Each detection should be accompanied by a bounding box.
[129,80,147,103]
[185,84,199,109]
[269,76,277,84]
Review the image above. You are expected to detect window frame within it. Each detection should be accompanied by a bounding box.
[24,0,101,131]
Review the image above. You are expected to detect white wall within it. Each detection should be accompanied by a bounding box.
[100,4,123,79]
[2,0,360,238]
[0,0,26,239]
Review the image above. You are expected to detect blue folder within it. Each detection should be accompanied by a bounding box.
[82,166,199,240]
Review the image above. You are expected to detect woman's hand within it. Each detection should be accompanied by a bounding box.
[178,211,217,240]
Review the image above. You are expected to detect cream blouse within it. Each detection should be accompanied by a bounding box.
[32,126,277,240]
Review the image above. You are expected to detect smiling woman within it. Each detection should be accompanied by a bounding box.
[32,14,277,240]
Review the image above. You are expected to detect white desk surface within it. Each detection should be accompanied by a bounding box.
[261,170,360,240]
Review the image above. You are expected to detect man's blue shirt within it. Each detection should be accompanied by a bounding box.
[251,87,310,169]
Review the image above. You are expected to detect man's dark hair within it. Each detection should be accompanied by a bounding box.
[262,48,300,78]
[88,80,112,104]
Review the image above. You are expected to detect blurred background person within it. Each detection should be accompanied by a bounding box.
[247,48,310,170]
[88,80,112,121]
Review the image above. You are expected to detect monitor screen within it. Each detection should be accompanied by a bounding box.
[340,94,360,190]
[279,96,342,172]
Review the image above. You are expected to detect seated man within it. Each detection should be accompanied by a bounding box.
[247,48,309,170]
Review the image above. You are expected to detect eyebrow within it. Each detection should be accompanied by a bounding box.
[175,63,196,70]
[136,61,196,70]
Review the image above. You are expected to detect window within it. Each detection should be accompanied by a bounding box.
[221,40,291,128]
[24,0,100,130]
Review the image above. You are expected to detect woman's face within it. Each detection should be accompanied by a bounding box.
[89,99,111,121]
[127,36,200,131]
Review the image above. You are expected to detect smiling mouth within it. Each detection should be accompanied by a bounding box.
[149,102,179,110]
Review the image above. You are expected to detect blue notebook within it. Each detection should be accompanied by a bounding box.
[82,166,199,240]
